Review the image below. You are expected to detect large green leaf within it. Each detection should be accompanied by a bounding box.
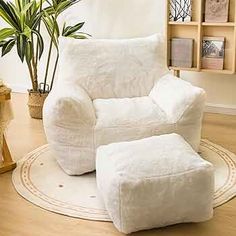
[20,1,34,28]
[51,0,58,8]
[62,22,91,40]
[55,1,70,15]
[2,38,15,56]
[14,0,22,11]
[0,28,15,41]
[0,3,20,30]
[0,40,6,47]
[62,22,84,36]
[31,12,42,30]
[16,34,26,62]
[22,1,35,14]
[42,17,53,36]
[43,10,54,28]
[22,25,32,38]
[54,19,59,39]
[25,40,33,63]
[32,30,44,58]
[8,2,20,19]
[44,12,59,39]
[36,0,46,10]
[43,5,55,15]
[5,2,21,29]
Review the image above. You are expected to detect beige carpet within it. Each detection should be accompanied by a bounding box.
[12,139,236,221]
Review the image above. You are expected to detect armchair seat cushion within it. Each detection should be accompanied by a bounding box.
[94,96,167,128]
[94,96,170,146]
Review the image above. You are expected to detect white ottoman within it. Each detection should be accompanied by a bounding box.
[96,133,214,234]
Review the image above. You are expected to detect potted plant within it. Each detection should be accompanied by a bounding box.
[0,0,90,119]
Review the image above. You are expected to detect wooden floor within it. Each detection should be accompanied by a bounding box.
[0,93,236,236]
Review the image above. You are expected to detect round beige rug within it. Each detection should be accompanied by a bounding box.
[12,139,236,221]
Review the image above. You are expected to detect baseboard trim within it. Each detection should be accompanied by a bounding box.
[205,103,236,116]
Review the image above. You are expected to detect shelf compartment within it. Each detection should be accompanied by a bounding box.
[201,26,235,71]
[202,0,236,23]
[168,0,201,23]
[167,25,199,69]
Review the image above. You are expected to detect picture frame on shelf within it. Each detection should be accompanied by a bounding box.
[204,0,229,23]
[169,0,192,22]
[171,38,194,68]
[202,36,225,70]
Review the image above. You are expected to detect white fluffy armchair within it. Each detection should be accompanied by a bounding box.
[43,35,206,175]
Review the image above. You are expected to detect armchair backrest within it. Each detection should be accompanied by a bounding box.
[57,34,167,99]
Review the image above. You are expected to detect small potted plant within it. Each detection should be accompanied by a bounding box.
[0,0,90,119]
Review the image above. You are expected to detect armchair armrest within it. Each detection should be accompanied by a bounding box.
[149,74,206,123]
[43,83,96,126]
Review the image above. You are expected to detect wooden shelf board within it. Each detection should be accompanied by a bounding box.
[169,66,199,72]
[202,22,235,27]
[170,67,234,74]
[201,69,235,74]
[169,21,199,26]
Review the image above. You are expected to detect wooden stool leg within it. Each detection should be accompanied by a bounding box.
[0,135,16,174]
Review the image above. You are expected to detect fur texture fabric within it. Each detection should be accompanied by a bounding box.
[43,35,206,175]
[96,134,214,234]
[56,34,167,99]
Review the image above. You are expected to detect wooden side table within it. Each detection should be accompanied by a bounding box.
[0,87,16,174]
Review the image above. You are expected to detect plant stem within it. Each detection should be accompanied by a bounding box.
[31,36,38,91]
[32,58,38,91]
[27,62,37,91]
[43,18,56,93]
[50,51,59,91]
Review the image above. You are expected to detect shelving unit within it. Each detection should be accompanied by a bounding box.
[167,0,236,75]
[0,88,16,174]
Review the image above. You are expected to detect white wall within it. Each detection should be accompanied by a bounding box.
[0,0,236,111]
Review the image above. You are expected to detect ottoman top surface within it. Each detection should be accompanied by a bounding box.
[97,133,212,179]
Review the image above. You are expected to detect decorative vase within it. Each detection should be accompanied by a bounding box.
[27,91,48,119]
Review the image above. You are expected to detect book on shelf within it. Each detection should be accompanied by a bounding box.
[202,36,225,70]
[205,0,229,23]
[169,0,192,22]
[170,38,194,68]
